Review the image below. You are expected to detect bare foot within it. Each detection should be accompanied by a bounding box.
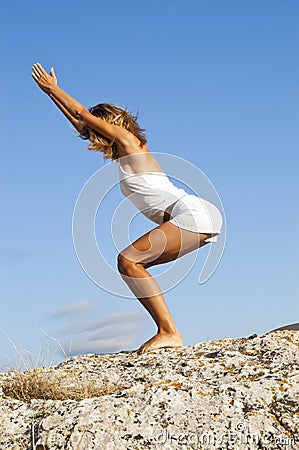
[134,331,183,355]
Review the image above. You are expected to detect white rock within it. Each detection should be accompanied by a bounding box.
[0,331,298,449]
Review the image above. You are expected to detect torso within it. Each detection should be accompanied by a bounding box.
[117,139,179,221]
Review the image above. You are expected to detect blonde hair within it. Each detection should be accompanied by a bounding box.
[77,103,147,160]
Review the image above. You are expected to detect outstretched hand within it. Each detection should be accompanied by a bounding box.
[32,63,58,93]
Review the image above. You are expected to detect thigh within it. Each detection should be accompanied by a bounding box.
[119,221,211,269]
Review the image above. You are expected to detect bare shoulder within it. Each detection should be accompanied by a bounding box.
[118,138,165,174]
[79,108,140,148]
[117,132,150,157]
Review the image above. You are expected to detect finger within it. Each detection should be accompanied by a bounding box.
[36,62,47,74]
[32,73,40,82]
[33,63,45,77]
[50,67,58,84]
[31,67,40,78]
[32,64,43,76]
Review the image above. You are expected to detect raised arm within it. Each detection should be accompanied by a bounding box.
[32,63,133,146]
[48,92,88,137]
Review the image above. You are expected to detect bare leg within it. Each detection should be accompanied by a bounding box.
[117,222,212,354]
[118,258,183,353]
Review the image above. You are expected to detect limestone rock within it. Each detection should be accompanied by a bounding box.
[0,330,298,449]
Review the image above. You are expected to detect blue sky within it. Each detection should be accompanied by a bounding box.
[1,0,298,370]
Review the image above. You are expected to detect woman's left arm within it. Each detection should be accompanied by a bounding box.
[32,63,133,147]
[48,93,89,137]
[32,63,86,119]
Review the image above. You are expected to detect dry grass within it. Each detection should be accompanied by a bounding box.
[2,367,123,402]
[1,328,124,403]
[1,327,69,373]
[1,329,126,450]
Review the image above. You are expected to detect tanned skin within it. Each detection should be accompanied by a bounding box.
[32,63,216,354]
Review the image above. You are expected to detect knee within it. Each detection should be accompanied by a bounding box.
[117,253,138,276]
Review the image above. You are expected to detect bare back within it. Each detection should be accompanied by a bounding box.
[117,135,165,174]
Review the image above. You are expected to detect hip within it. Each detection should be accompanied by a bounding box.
[163,194,198,222]
[163,194,223,229]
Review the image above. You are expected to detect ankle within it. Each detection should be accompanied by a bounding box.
[158,326,181,336]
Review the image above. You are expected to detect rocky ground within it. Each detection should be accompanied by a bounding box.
[0,330,298,449]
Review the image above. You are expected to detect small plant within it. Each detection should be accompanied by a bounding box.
[2,367,122,402]
[1,328,125,403]
[1,327,69,373]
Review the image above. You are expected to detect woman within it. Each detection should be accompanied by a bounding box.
[32,63,223,354]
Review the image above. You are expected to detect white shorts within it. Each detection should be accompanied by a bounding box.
[168,194,223,242]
